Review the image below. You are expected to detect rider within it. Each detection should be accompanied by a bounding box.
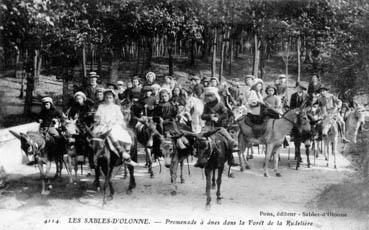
[93,89,137,166]
[209,77,219,88]
[35,96,63,165]
[240,74,255,106]
[276,74,289,111]
[85,72,101,101]
[317,86,350,143]
[307,74,321,99]
[123,76,142,103]
[37,97,63,132]
[153,88,178,136]
[195,86,239,168]
[141,86,157,117]
[264,85,282,115]
[289,82,308,110]
[67,91,94,126]
[93,88,105,111]
[143,72,157,89]
[247,78,265,124]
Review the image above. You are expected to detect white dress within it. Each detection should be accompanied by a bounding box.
[183,96,204,134]
[93,103,132,145]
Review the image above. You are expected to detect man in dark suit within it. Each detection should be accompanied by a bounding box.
[290,82,307,109]
[85,72,101,102]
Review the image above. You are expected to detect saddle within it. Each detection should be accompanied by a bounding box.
[244,114,268,138]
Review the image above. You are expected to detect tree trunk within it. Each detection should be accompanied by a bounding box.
[24,52,36,115]
[109,49,120,83]
[145,38,153,69]
[168,38,174,76]
[13,46,20,78]
[211,27,217,78]
[62,69,69,111]
[190,39,195,66]
[229,38,233,74]
[285,41,289,77]
[33,50,40,87]
[97,46,102,76]
[297,35,301,83]
[219,32,225,82]
[82,45,87,85]
[252,34,260,77]
[90,46,95,71]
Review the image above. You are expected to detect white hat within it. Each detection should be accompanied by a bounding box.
[41,97,53,104]
[117,80,124,86]
[278,74,287,79]
[204,86,219,95]
[204,87,220,102]
[74,91,87,101]
[145,72,156,80]
[159,88,172,97]
[253,78,264,86]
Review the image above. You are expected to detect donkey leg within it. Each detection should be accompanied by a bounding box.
[238,135,246,171]
[216,167,224,204]
[305,143,311,168]
[264,145,272,177]
[180,161,185,184]
[127,165,136,194]
[93,162,101,191]
[211,169,216,189]
[273,145,282,177]
[170,156,179,195]
[145,148,154,178]
[107,166,114,201]
[332,140,337,169]
[295,141,301,170]
[205,167,212,209]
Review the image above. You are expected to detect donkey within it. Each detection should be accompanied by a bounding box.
[238,108,311,177]
[321,114,340,168]
[122,107,161,178]
[160,133,195,195]
[189,130,232,209]
[9,130,70,194]
[88,130,136,204]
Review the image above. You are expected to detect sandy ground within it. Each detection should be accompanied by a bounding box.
[0,144,367,230]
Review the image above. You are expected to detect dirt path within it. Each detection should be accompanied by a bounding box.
[0,145,367,230]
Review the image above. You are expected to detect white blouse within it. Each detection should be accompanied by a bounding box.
[95,103,125,127]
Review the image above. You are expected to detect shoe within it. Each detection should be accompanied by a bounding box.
[124,159,138,167]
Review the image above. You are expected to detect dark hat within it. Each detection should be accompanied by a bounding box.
[318,85,330,92]
[202,77,210,82]
[210,77,219,83]
[88,72,99,79]
[190,75,201,81]
[295,82,307,90]
[142,85,153,92]
[106,82,118,90]
[193,84,204,97]
[132,76,141,81]
[103,89,117,98]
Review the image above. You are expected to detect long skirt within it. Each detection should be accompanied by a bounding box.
[93,123,132,145]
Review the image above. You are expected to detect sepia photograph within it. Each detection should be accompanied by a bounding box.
[0,0,368,229]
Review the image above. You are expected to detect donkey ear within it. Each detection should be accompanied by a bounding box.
[20,132,31,142]
[73,113,79,121]
[9,130,22,140]
[62,112,68,119]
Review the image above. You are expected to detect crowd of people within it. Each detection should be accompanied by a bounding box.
[35,70,352,168]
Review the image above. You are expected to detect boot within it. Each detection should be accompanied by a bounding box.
[111,141,138,167]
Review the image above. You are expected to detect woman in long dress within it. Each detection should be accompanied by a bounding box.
[93,89,137,166]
